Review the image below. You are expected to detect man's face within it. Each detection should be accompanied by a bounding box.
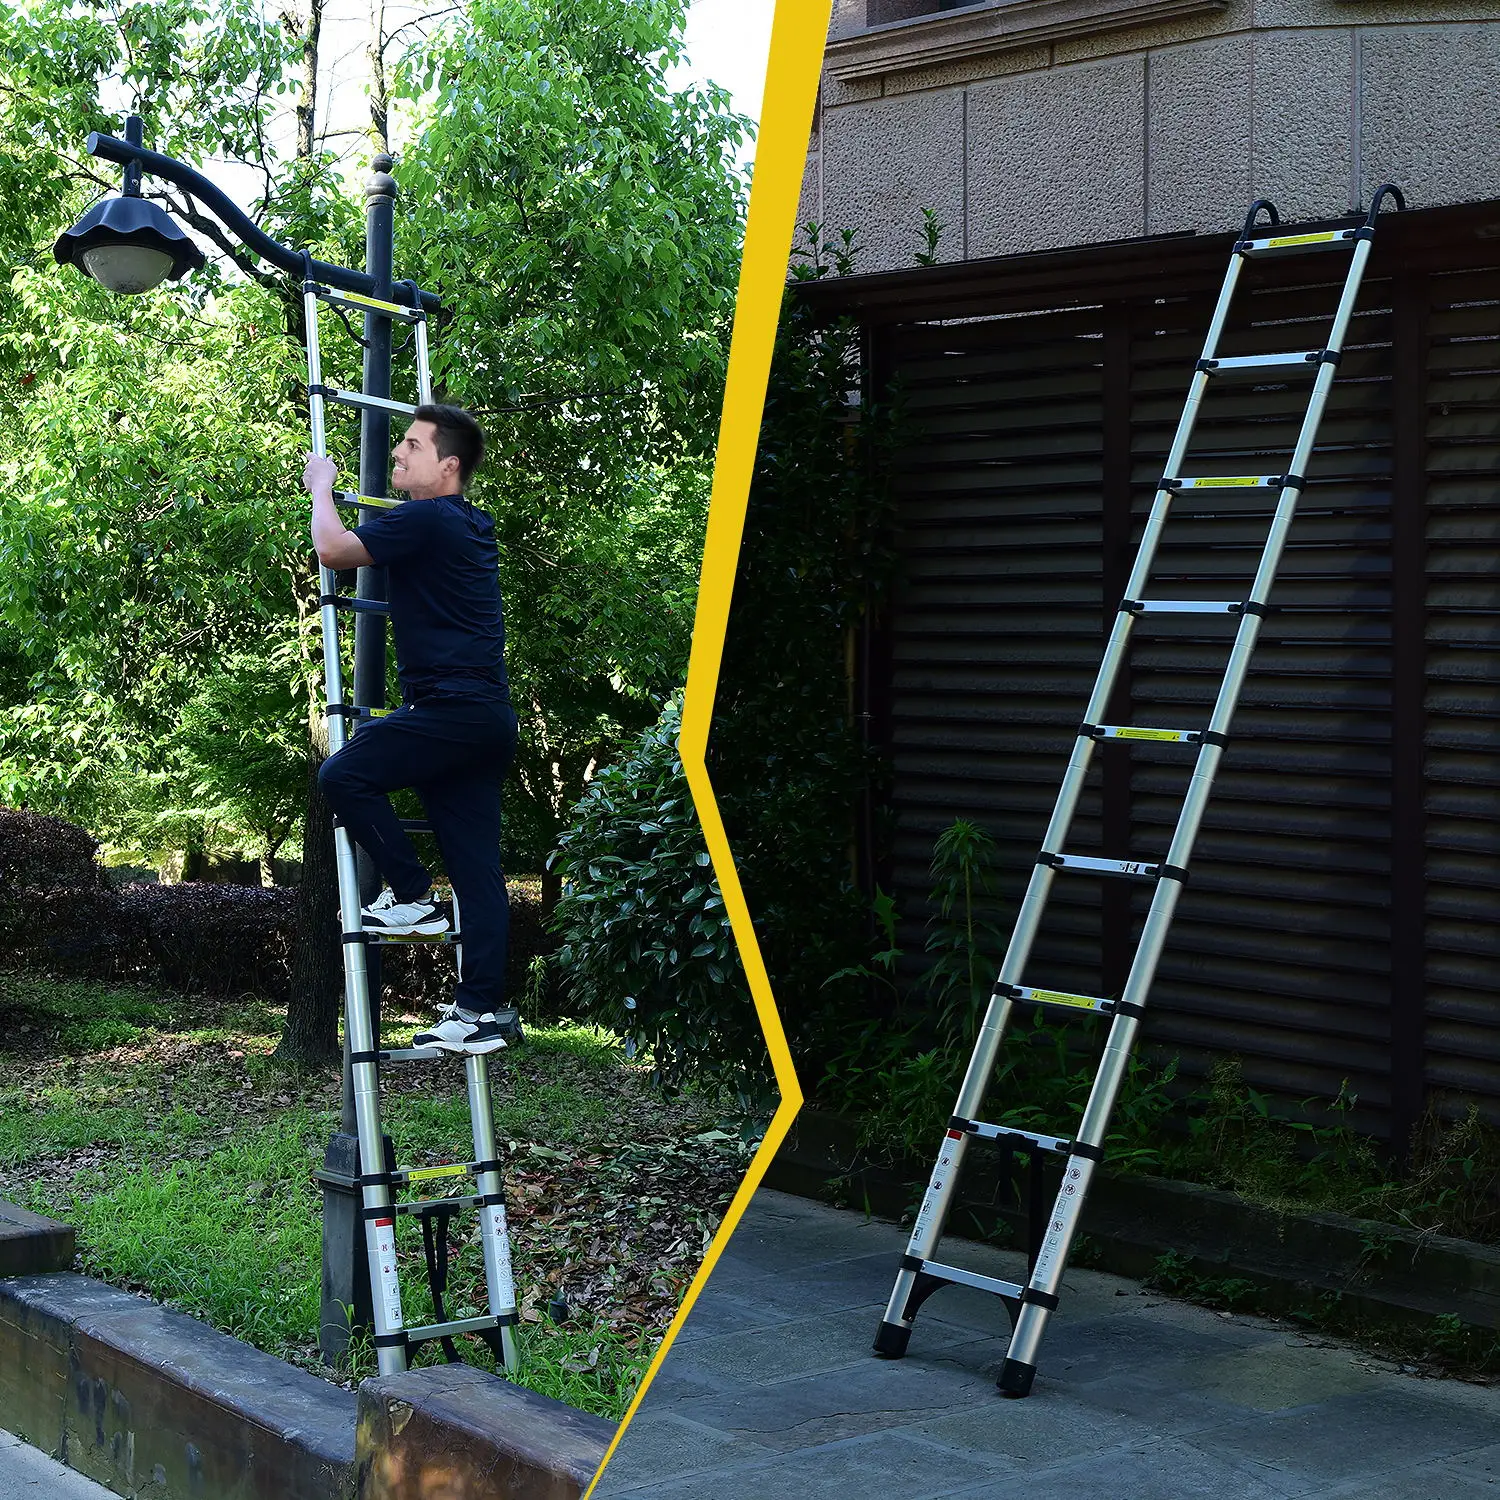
[392,420,459,498]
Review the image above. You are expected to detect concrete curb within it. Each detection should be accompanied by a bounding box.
[0,1200,74,1278]
[357,1364,613,1500]
[768,1108,1500,1339]
[0,1272,357,1498]
[0,1264,615,1500]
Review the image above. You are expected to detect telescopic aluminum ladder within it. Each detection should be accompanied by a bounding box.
[303,269,521,1378]
[875,186,1405,1397]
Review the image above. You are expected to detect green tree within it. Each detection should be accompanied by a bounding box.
[0,0,748,1061]
[392,0,749,884]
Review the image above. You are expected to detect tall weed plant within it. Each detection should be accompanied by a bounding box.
[550,695,766,1118]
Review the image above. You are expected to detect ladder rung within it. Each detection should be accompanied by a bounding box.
[1238,229,1358,256]
[1041,852,1162,880]
[365,930,460,946]
[1000,983,1115,1016]
[1200,351,1334,374]
[958,1117,1072,1154]
[379,1046,449,1062]
[1082,724,1201,744]
[311,386,419,417]
[333,489,401,511]
[324,703,393,723]
[399,819,434,833]
[392,1194,480,1215]
[308,283,425,322]
[1122,598,1241,615]
[394,1161,480,1186]
[322,595,391,616]
[405,1314,514,1342]
[913,1260,1026,1301]
[1163,475,1285,492]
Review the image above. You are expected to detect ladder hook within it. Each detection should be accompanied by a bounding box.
[1365,183,1406,227]
[1240,198,1281,240]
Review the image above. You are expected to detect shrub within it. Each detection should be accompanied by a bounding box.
[0,808,103,893]
[550,695,766,1115]
[113,884,297,999]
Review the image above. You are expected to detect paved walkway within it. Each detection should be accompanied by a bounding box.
[0,1430,115,1499]
[595,1189,1500,1499]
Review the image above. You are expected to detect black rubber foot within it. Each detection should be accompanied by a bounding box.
[998,1357,1035,1398]
[873,1320,911,1358]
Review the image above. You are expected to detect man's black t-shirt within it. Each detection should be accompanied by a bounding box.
[353,495,509,704]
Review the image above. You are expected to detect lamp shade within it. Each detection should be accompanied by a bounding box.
[53,195,205,293]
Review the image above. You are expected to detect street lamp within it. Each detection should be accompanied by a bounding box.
[53,118,205,293]
[54,112,440,1365]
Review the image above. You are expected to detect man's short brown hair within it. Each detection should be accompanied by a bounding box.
[414,403,485,487]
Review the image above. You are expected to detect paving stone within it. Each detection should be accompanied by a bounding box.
[624,1346,749,1405]
[940,1436,1304,1499]
[668,1291,784,1345]
[1451,1440,1500,1479]
[687,1306,888,1385]
[1035,1311,1252,1387]
[1181,1387,1500,1487]
[593,1193,1500,1499]
[665,1354,999,1453]
[605,1432,1005,1500]
[1318,1459,1500,1499]
[911,1394,1155,1467]
[591,1414,771,1495]
[1188,1340,1383,1413]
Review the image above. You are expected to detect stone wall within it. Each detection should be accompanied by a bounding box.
[804,0,1500,270]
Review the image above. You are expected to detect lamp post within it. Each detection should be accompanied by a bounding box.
[56,116,436,1365]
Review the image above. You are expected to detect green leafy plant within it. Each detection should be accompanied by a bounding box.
[922,819,1008,1047]
[550,694,766,1117]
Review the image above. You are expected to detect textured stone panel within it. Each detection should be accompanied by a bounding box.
[796,147,822,247]
[1053,0,1247,64]
[968,56,1146,256]
[823,73,884,106]
[1251,29,1356,223]
[822,90,967,270]
[884,44,1052,93]
[1146,34,1253,235]
[1360,24,1500,212]
[1252,0,1499,34]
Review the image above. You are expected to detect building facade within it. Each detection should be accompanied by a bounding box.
[804,0,1500,269]
[801,2,1500,1146]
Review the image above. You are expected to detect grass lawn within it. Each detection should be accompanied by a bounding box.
[0,969,749,1421]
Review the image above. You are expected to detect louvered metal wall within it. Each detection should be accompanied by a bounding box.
[817,203,1500,1143]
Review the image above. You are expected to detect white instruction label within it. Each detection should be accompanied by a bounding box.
[487,1205,515,1296]
[1031,1163,1086,1284]
[373,1218,403,1330]
[913,1132,964,1238]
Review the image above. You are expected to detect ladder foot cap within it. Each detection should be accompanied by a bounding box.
[873,1321,911,1359]
[998,1358,1036,1398]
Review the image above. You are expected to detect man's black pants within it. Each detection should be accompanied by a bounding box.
[318,694,518,1017]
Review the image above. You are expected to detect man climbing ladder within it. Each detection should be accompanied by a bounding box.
[304,402,520,1053]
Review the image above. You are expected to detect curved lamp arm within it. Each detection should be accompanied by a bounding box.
[86,130,442,315]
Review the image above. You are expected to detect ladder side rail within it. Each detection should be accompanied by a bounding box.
[878,251,1253,1349]
[467,1053,521,1369]
[305,287,408,1376]
[414,316,434,406]
[998,236,1381,1394]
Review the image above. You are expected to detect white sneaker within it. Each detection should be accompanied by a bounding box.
[361,888,449,936]
[412,1008,508,1054]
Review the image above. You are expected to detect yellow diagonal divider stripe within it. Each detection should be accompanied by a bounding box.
[582,2,828,1492]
